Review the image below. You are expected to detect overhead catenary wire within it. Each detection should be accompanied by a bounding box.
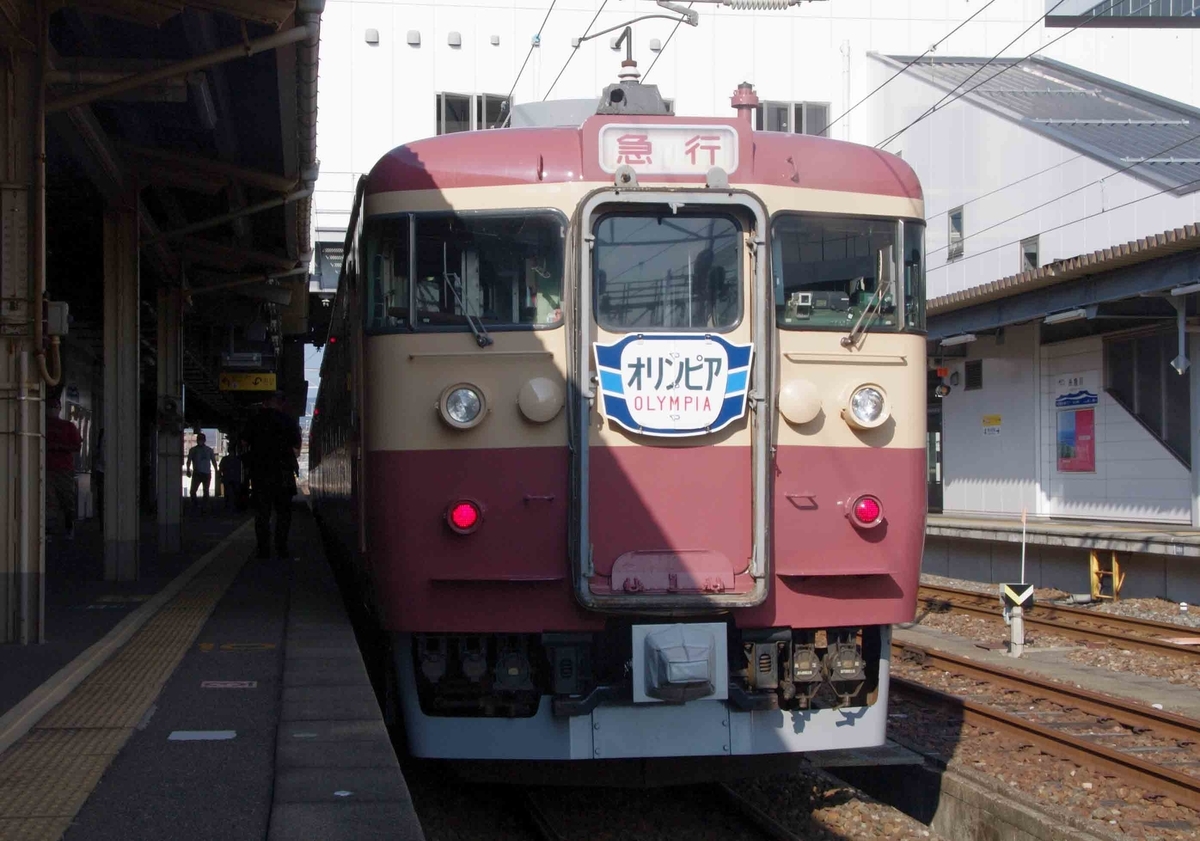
[498,0,559,128]
[641,1,694,83]
[542,0,609,101]
[928,128,1200,256]
[823,0,1003,138]
[926,172,1200,275]
[878,0,1140,150]
[877,0,1076,149]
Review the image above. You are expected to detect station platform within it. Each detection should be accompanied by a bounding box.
[0,504,424,841]
[925,513,1200,603]
[927,513,1200,558]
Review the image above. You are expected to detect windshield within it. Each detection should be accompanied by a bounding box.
[773,215,918,332]
[365,211,565,332]
[593,213,741,333]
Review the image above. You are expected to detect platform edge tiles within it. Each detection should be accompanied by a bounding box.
[0,521,256,758]
[267,512,426,841]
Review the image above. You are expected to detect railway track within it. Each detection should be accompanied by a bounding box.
[521,784,807,841]
[918,583,1200,660]
[892,639,1200,812]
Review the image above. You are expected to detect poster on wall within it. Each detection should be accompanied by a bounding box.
[1057,408,1095,472]
[1054,370,1098,473]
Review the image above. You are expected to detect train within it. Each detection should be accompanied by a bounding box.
[310,70,927,768]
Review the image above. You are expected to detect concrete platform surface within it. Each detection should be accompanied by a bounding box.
[928,513,1200,557]
[0,503,425,841]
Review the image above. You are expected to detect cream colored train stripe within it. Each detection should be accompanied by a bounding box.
[363,182,923,221]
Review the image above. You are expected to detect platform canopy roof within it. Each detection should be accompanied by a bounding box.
[34,0,323,426]
[877,54,1200,196]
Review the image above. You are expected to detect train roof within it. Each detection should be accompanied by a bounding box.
[365,113,923,201]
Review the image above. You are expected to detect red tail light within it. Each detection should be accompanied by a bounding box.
[850,495,883,528]
[447,500,481,534]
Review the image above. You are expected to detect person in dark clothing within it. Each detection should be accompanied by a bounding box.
[46,395,82,539]
[241,391,301,559]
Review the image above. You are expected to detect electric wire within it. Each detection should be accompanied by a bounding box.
[928,128,1200,256]
[823,0,1003,137]
[498,0,559,128]
[876,0,1075,149]
[542,0,608,101]
[878,0,1145,149]
[927,172,1200,275]
[641,1,694,83]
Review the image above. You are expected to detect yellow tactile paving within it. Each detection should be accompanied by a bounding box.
[0,525,253,841]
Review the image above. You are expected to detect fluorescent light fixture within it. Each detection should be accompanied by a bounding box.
[939,333,977,347]
[1170,282,1200,296]
[1044,308,1087,325]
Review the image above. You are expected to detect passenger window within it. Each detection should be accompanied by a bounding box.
[412,213,564,328]
[365,216,410,330]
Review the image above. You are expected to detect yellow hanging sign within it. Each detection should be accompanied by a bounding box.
[218,372,277,392]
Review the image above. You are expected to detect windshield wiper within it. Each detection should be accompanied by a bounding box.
[841,246,894,349]
[442,242,493,348]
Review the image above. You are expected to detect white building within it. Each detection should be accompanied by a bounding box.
[309,0,1200,280]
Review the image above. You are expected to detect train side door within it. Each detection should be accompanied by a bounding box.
[573,190,770,611]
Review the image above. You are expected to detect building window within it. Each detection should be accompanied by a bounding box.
[964,359,983,391]
[1106,330,1191,466]
[754,100,830,137]
[948,207,964,261]
[1021,236,1039,272]
[436,92,512,134]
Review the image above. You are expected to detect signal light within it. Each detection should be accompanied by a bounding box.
[447,500,481,534]
[849,495,883,528]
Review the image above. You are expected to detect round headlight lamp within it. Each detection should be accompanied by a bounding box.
[438,383,486,429]
[842,384,889,430]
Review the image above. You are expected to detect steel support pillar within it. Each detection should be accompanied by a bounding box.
[103,195,140,580]
[156,287,183,551]
[1191,330,1200,527]
[1,7,44,644]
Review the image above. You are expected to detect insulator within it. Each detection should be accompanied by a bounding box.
[724,0,795,9]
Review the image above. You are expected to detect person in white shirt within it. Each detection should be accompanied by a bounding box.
[186,433,217,509]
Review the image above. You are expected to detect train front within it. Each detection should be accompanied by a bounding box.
[357,79,926,763]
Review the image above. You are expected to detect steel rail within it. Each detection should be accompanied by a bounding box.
[918,584,1200,660]
[891,640,1200,744]
[892,676,1200,812]
[713,784,807,841]
[521,791,568,841]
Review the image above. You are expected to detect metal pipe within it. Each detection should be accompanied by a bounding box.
[296,6,322,263]
[144,186,313,245]
[33,1,60,387]
[47,22,318,114]
[188,265,308,295]
[17,351,31,644]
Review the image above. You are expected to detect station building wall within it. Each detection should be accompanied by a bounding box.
[939,327,1192,524]
[875,67,1200,304]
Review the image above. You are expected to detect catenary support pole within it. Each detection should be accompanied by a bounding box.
[103,193,140,581]
[157,287,183,553]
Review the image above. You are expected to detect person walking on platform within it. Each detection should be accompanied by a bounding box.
[219,447,244,512]
[242,391,301,560]
[186,432,216,510]
[46,395,82,540]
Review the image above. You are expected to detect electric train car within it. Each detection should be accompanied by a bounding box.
[310,75,927,765]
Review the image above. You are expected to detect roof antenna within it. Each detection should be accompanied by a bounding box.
[615,27,639,82]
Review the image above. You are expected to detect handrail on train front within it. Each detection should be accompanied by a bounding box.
[572,187,771,612]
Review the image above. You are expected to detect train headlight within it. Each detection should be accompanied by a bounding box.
[439,383,486,429]
[842,384,889,430]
